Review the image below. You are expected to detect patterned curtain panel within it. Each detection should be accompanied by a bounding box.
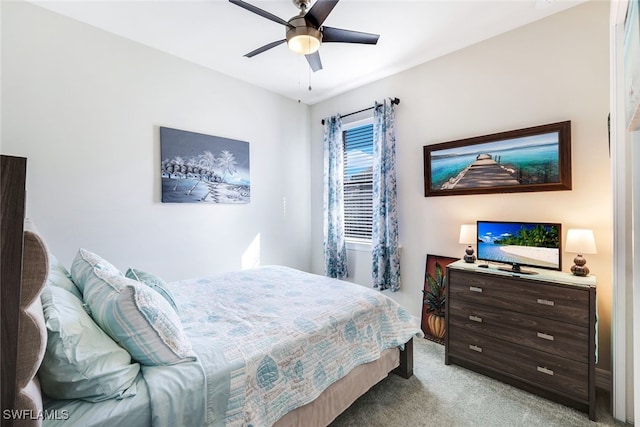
[372,100,400,291]
[323,115,348,279]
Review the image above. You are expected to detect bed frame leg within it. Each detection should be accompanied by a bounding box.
[393,338,413,379]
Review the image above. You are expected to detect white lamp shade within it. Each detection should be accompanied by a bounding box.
[459,224,477,245]
[565,229,597,254]
[287,35,320,55]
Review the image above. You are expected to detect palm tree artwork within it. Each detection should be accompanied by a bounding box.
[421,254,458,344]
[160,127,250,204]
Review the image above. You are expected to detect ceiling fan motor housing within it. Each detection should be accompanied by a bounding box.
[292,0,311,11]
[286,14,322,54]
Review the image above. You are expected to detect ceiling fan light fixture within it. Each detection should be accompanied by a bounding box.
[287,34,321,55]
[286,15,321,55]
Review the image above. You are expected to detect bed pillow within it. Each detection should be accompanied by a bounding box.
[70,248,123,293]
[73,249,196,366]
[39,285,140,402]
[46,254,83,300]
[125,268,179,313]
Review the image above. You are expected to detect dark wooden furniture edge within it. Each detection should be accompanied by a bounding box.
[447,354,594,419]
[393,337,414,379]
[1,155,27,427]
[588,285,596,421]
[444,267,451,365]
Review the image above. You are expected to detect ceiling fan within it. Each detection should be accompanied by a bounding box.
[229,0,380,72]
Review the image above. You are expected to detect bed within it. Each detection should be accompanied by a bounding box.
[2,157,422,427]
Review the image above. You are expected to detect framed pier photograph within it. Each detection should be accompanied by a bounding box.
[423,121,572,197]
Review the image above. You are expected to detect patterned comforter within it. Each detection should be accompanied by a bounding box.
[167,265,422,426]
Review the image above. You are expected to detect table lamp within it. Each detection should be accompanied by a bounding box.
[459,224,477,263]
[565,229,597,276]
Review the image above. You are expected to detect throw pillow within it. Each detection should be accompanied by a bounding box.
[72,249,196,365]
[125,268,179,313]
[70,248,123,293]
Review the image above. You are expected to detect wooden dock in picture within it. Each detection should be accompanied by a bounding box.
[441,154,519,189]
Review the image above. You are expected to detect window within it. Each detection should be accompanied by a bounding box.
[343,120,373,241]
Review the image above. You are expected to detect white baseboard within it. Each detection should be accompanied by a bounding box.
[596,368,611,392]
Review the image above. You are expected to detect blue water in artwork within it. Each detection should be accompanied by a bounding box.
[430,154,476,188]
[430,144,559,189]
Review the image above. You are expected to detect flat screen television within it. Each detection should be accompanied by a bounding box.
[476,220,562,274]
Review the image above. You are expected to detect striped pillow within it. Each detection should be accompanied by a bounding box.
[125,268,179,313]
[71,249,196,366]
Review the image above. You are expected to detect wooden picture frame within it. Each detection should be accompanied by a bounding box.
[421,254,459,344]
[423,121,572,197]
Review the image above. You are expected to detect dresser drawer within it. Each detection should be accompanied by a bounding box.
[448,325,589,400]
[448,298,590,362]
[448,269,590,326]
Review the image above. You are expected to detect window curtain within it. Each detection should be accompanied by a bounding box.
[322,115,348,279]
[372,100,400,291]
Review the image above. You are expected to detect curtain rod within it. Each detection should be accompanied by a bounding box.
[321,97,400,125]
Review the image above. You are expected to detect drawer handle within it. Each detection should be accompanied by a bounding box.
[537,332,554,341]
[469,286,483,293]
[469,315,483,323]
[536,298,555,306]
[469,344,482,353]
[537,366,554,376]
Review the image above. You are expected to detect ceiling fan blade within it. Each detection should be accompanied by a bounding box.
[305,51,323,72]
[229,0,291,27]
[305,0,339,28]
[322,26,379,45]
[244,39,286,58]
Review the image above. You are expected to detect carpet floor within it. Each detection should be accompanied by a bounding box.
[330,338,628,427]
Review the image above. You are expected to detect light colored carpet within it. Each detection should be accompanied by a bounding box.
[330,338,627,427]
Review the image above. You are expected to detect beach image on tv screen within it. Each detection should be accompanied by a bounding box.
[477,222,560,269]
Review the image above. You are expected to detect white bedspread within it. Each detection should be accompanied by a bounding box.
[167,266,422,427]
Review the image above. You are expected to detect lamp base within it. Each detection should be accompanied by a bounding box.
[464,246,476,263]
[570,254,590,276]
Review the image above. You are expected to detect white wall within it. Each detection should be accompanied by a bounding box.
[310,1,612,370]
[1,2,311,280]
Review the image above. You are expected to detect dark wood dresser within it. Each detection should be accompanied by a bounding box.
[445,260,597,420]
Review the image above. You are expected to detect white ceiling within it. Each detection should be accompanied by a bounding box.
[30,0,587,105]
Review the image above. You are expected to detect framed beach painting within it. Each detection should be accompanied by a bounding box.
[160,127,250,204]
[423,121,572,197]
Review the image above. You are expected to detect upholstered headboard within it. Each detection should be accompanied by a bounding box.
[14,223,49,427]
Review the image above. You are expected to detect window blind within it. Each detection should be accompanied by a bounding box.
[343,123,373,240]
